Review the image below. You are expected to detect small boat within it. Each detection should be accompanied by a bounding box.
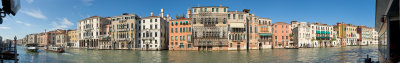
[25,43,39,52]
[45,46,65,53]
[284,46,299,49]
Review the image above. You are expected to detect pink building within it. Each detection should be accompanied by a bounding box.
[272,22,291,48]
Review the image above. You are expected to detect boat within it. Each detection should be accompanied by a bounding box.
[284,46,299,49]
[45,46,65,53]
[25,43,39,52]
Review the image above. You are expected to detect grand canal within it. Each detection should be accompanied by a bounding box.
[14,45,378,63]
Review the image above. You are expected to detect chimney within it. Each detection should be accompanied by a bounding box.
[186,8,191,18]
[220,4,222,7]
[167,14,170,18]
[198,4,200,7]
[150,12,154,16]
[161,8,164,17]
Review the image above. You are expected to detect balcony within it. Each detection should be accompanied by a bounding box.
[84,28,92,31]
[117,38,128,40]
[142,37,155,40]
[83,36,93,39]
[117,28,128,32]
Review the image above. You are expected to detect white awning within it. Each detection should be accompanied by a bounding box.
[230,23,245,28]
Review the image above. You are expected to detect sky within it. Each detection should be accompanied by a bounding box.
[0,0,375,39]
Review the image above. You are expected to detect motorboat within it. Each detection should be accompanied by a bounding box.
[25,43,39,52]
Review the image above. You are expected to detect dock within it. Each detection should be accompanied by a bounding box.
[0,36,19,63]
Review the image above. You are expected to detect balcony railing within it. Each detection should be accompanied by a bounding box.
[142,37,155,40]
[117,28,128,31]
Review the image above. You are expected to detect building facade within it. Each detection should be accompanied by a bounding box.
[272,22,291,48]
[110,13,139,49]
[345,24,359,46]
[310,23,338,47]
[357,25,373,45]
[78,16,111,48]
[293,22,311,48]
[258,18,273,49]
[138,10,170,50]
[169,17,194,50]
[67,29,78,48]
[192,6,229,50]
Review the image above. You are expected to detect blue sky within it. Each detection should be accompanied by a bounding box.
[0,0,375,39]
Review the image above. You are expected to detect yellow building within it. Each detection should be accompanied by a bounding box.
[67,29,78,48]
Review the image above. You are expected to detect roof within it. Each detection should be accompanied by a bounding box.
[273,22,289,25]
[141,16,161,19]
[192,6,228,8]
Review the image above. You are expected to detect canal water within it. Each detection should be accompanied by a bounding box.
[15,45,378,63]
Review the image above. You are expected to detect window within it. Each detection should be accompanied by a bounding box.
[155,25,157,29]
[194,8,197,12]
[150,25,153,29]
[155,32,157,37]
[189,27,191,32]
[228,14,230,19]
[179,43,184,48]
[155,19,157,22]
[171,36,174,41]
[175,28,178,33]
[143,20,145,23]
[250,26,252,33]
[171,28,173,33]
[188,44,192,48]
[223,18,226,24]
[193,18,196,24]
[150,19,152,23]
[175,36,178,41]
[171,42,174,45]
[143,26,145,30]
[155,40,157,44]
[233,14,236,19]
[180,28,182,32]
[171,22,173,26]
[204,8,207,12]
[183,28,185,32]
[212,8,214,12]
[224,8,227,12]
[200,8,203,12]
[183,36,185,40]
[230,43,232,48]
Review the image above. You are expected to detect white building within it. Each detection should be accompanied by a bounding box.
[310,23,337,47]
[293,22,311,48]
[371,28,378,45]
[138,9,171,50]
[77,16,112,48]
[345,25,359,45]
[55,34,67,47]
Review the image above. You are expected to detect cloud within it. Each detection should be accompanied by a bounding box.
[22,9,47,20]
[16,20,31,26]
[50,18,74,30]
[26,0,34,4]
[82,0,95,6]
[0,27,10,29]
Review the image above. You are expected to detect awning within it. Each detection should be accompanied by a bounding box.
[259,33,272,36]
[321,31,326,34]
[230,23,245,28]
[326,31,330,34]
[316,31,321,34]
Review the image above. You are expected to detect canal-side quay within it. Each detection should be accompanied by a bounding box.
[14,45,378,63]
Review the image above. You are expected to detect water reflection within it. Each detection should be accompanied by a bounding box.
[16,45,379,63]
